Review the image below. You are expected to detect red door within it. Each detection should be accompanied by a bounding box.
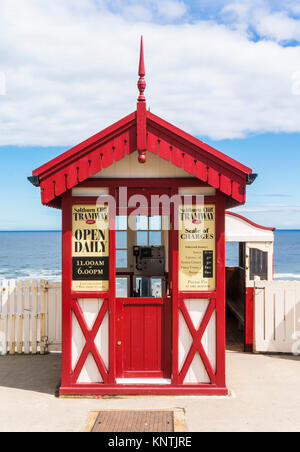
[116,297,172,379]
[115,204,173,380]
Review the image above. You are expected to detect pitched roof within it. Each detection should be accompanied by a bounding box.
[32,109,252,209]
[31,37,254,209]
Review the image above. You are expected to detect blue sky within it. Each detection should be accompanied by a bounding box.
[0,0,300,230]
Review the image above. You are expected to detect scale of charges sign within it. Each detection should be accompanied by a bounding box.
[179,204,216,292]
[72,205,109,292]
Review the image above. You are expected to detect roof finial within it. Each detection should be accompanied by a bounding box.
[137,36,146,103]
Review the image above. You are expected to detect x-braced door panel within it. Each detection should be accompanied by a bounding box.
[178,298,216,384]
[71,298,109,384]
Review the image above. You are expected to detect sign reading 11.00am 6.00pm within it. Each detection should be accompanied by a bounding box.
[179,205,216,292]
[72,205,109,292]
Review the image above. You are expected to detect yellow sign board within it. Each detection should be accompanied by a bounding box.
[72,205,109,292]
[179,204,216,292]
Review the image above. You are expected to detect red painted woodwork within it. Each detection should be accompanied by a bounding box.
[116,298,172,379]
[32,112,252,209]
[245,287,255,353]
[179,299,216,384]
[137,36,147,164]
[58,181,229,395]
[71,298,109,384]
[59,386,228,396]
[32,39,254,396]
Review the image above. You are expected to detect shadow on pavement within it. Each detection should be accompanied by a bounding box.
[0,353,61,395]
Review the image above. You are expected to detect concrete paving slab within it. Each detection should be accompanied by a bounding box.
[0,351,299,432]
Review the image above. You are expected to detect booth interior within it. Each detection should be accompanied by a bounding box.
[225,213,275,351]
[115,214,169,299]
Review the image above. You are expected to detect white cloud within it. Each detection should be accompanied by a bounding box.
[0,73,6,96]
[0,0,300,146]
[155,0,188,20]
[221,0,300,42]
[256,11,300,42]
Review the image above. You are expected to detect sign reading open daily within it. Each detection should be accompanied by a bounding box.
[72,205,109,292]
[179,205,216,291]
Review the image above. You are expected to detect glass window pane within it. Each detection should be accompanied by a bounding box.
[137,231,148,246]
[149,231,161,246]
[116,231,127,249]
[250,248,268,281]
[136,216,148,230]
[151,278,162,297]
[116,278,128,297]
[116,250,127,268]
[149,216,161,231]
[116,216,127,231]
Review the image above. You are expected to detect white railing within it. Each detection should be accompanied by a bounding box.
[254,281,300,354]
[2,279,300,356]
[0,280,61,355]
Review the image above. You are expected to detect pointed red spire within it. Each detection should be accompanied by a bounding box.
[137,36,146,103]
[139,36,146,77]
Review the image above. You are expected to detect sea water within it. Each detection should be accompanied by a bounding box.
[0,230,299,281]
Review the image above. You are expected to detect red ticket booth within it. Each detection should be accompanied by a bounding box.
[30,39,255,396]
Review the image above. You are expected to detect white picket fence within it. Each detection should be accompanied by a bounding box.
[0,280,61,355]
[2,279,300,356]
[254,281,300,354]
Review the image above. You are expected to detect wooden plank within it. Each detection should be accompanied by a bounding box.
[40,280,47,354]
[0,281,8,355]
[274,286,285,351]
[254,286,265,352]
[8,280,16,355]
[32,280,38,354]
[285,285,296,353]
[264,285,275,350]
[17,280,23,354]
[24,280,31,354]
[47,284,56,350]
[57,287,62,346]
[294,284,300,355]
[254,281,300,354]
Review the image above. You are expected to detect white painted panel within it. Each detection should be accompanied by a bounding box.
[77,353,103,383]
[0,280,9,355]
[179,310,193,372]
[95,311,109,371]
[78,298,103,330]
[226,213,274,243]
[91,152,194,179]
[185,299,209,330]
[72,187,109,197]
[202,311,216,373]
[254,281,300,353]
[179,299,215,384]
[116,378,171,385]
[72,298,108,379]
[71,312,85,371]
[184,352,210,384]
[179,187,216,196]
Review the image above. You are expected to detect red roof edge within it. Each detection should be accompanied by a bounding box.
[147,111,252,177]
[227,212,276,231]
[33,111,136,178]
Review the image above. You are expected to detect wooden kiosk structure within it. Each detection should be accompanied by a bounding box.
[225,212,275,352]
[30,39,256,396]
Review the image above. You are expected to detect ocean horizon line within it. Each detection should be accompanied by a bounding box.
[0,230,62,233]
[0,228,300,233]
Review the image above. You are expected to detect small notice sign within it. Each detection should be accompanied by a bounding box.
[179,204,216,291]
[72,204,109,292]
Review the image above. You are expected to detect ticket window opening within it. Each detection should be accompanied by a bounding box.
[116,215,168,298]
[133,246,166,297]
